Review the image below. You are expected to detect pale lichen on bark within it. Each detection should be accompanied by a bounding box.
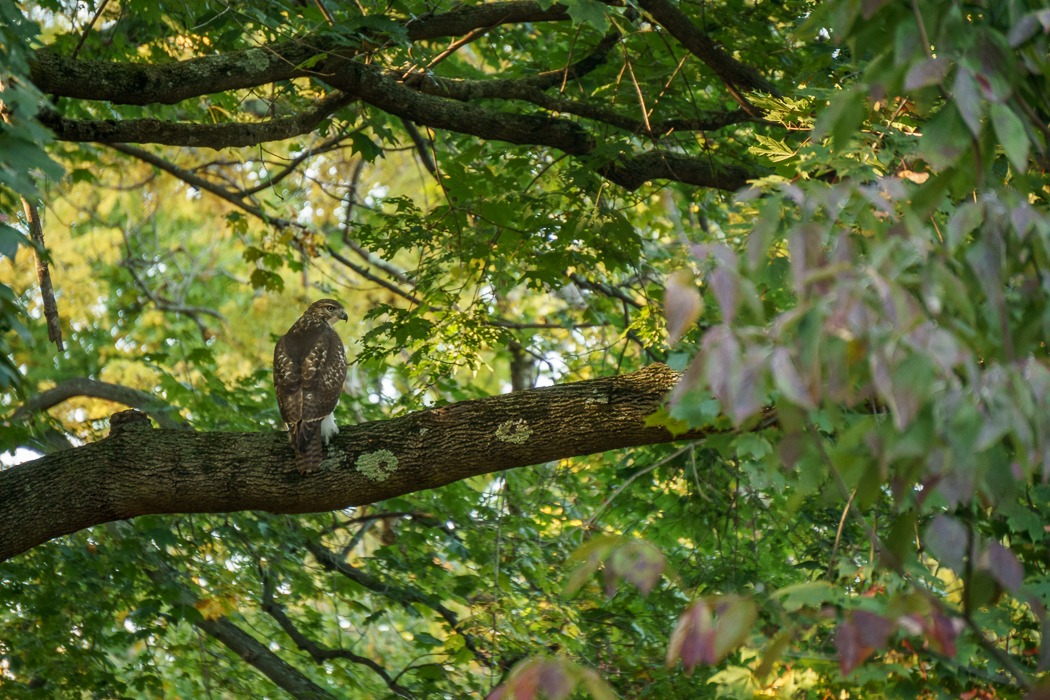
[496,418,532,444]
[355,449,398,481]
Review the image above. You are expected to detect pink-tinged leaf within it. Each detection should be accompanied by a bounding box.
[702,325,740,411]
[869,350,897,419]
[562,562,596,597]
[946,202,983,253]
[853,611,895,649]
[927,615,958,657]
[712,598,758,661]
[862,0,892,19]
[512,663,539,700]
[905,57,950,91]
[667,601,715,674]
[578,668,616,700]
[691,243,738,269]
[728,349,767,425]
[1013,202,1036,236]
[612,541,666,596]
[835,622,872,675]
[896,614,925,636]
[986,542,1024,592]
[664,271,703,346]
[771,348,817,409]
[536,661,574,700]
[788,228,808,298]
[602,562,618,598]
[1025,685,1050,700]
[710,267,739,324]
[953,69,984,137]
[1008,12,1050,47]
[1039,617,1050,672]
[487,686,509,700]
[925,515,967,572]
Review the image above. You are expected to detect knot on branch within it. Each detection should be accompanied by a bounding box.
[109,409,153,437]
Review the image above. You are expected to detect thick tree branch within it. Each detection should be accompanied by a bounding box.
[195,614,337,700]
[0,364,728,563]
[29,1,574,105]
[636,0,781,97]
[10,377,186,429]
[40,91,356,149]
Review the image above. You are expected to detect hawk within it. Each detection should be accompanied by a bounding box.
[273,299,349,473]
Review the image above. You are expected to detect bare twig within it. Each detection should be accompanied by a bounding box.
[21,200,63,351]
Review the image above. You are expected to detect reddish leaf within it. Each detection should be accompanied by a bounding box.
[712,598,758,661]
[664,271,703,346]
[953,69,984,137]
[611,541,666,596]
[710,267,739,324]
[771,347,817,409]
[905,57,950,91]
[1024,685,1050,700]
[862,0,892,19]
[986,542,1024,592]
[536,660,574,700]
[927,615,959,657]
[853,611,895,649]
[925,515,967,572]
[666,601,716,674]
[835,621,873,675]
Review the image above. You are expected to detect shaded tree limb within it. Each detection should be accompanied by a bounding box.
[21,200,63,351]
[41,91,357,149]
[261,571,414,698]
[0,364,729,563]
[194,615,337,700]
[636,0,781,97]
[142,560,339,700]
[10,377,186,429]
[29,1,576,105]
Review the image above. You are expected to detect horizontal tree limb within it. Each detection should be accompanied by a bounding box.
[0,364,730,564]
[637,0,781,97]
[40,91,356,149]
[28,1,573,106]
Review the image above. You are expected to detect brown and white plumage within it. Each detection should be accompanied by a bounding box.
[273,299,349,473]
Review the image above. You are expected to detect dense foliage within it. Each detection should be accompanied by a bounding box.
[4,0,1050,698]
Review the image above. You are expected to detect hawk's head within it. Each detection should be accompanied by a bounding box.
[305,299,349,326]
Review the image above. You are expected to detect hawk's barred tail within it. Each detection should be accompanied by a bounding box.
[295,419,324,473]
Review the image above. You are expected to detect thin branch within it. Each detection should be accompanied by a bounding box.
[261,572,413,698]
[10,377,186,429]
[20,200,63,351]
[108,144,299,229]
[304,538,488,663]
[70,0,110,60]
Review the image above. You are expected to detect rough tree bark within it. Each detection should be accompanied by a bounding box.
[0,364,749,564]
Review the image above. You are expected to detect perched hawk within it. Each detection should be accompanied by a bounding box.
[273,299,349,473]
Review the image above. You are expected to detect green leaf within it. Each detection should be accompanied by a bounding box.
[562,0,608,32]
[991,103,1029,173]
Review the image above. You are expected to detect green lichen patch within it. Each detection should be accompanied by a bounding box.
[355,449,398,481]
[496,419,533,444]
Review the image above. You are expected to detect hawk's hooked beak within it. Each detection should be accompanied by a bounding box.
[339,310,348,322]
